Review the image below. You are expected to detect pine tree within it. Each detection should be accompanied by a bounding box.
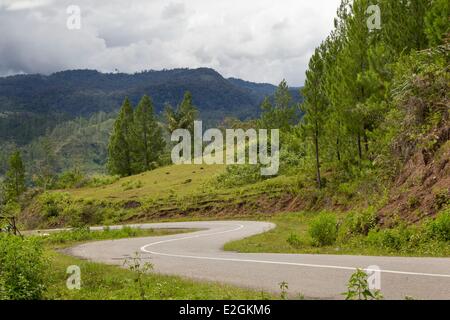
[259,79,296,132]
[133,95,165,172]
[301,45,329,189]
[108,98,135,176]
[380,0,432,55]
[425,0,450,46]
[3,151,26,201]
[165,91,198,134]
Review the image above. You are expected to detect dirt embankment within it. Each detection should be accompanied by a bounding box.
[379,126,450,225]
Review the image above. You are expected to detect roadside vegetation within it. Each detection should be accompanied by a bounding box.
[225,209,450,257]
[0,0,448,300]
[40,226,196,247]
[0,228,274,300]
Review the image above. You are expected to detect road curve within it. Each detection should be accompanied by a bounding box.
[66,221,450,300]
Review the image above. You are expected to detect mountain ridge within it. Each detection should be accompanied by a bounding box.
[0,68,302,145]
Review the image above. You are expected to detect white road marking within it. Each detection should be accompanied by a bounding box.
[141,223,450,279]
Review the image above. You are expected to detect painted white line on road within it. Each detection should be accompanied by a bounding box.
[141,223,450,279]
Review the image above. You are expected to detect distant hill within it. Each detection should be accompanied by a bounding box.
[0,68,304,145]
[0,68,303,176]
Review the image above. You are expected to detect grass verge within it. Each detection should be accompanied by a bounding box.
[44,250,273,300]
[224,211,450,257]
[37,227,273,300]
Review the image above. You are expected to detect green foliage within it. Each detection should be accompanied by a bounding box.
[42,226,188,245]
[258,80,297,133]
[165,91,198,134]
[108,95,166,177]
[214,165,265,188]
[301,44,329,188]
[433,189,450,211]
[278,281,289,300]
[54,168,84,189]
[38,192,71,219]
[286,233,303,248]
[108,98,135,177]
[81,174,120,188]
[3,151,26,202]
[123,252,154,299]
[132,95,166,172]
[338,207,377,241]
[308,212,338,246]
[0,234,47,300]
[425,0,450,46]
[425,209,450,242]
[226,211,450,257]
[343,269,383,300]
[45,250,271,300]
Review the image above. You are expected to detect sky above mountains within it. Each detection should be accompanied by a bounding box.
[0,0,340,86]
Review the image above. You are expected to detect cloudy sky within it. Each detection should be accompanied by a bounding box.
[0,0,341,86]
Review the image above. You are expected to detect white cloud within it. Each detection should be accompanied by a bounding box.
[0,0,341,85]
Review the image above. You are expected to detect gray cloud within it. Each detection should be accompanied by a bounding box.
[162,2,186,19]
[0,0,340,86]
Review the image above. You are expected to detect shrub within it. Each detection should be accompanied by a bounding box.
[308,212,338,246]
[343,269,383,300]
[53,169,84,189]
[433,189,449,211]
[339,207,377,241]
[426,210,450,242]
[214,165,266,188]
[365,224,424,251]
[286,233,302,248]
[0,234,47,300]
[366,228,403,251]
[38,192,71,219]
[80,174,120,188]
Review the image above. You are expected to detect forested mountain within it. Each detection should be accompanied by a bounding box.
[0,68,304,178]
[0,68,301,145]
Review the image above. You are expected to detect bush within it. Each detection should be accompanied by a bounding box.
[286,233,303,248]
[79,174,120,188]
[308,212,338,246]
[53,169,84,189]
[0,234,47,300]
[214,165,266,188]
[38,192,71,219]
[426,210,450,242]
[365,223,425,251]
[339,208,377,241]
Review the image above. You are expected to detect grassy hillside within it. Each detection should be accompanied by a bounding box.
[68,164,225,201]
[21,163,297,229]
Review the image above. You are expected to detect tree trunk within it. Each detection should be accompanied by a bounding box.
[363,131,369,154]
[357,133,362,161]
[314,121,322,189]
[336,137,341,162]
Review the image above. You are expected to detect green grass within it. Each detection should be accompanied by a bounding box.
[68,164,226,201]
[39,226,274,300]
[44,251,273,300]
[39,226,197,247]
[29,163,295,229]
[224,212,450,257]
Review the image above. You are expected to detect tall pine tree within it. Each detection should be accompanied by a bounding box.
[165,91,198,134]
[108,98,135,177]
[3,151,26,201]
[133,95,165,172]
[302,45,329,189]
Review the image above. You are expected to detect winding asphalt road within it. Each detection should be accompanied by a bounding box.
[66,221,450,300]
